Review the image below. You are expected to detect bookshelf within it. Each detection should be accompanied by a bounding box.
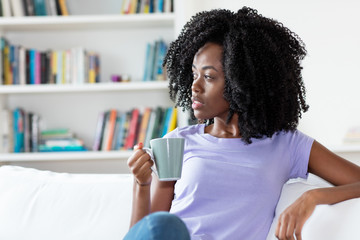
[0,2,183,173]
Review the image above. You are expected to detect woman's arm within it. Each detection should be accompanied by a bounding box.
[127,143,175,228]
[275,140,360,240]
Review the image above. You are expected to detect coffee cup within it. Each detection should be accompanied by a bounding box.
[143,138,185,181]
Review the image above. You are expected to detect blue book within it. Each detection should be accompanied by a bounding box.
[29,49,36,84]
[161,107,173,137]
[13,108,24,153]
[33,0,47,16]
[157,0,164,12]
[114,112,127,150]
[39,145,87,152]
[143,43,154,81]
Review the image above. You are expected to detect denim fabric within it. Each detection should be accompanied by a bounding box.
[124,211,190,240]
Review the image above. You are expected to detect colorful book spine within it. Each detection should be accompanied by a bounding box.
[136,107,152,145]
[105,109,118,151]
[124,108,140,150]
[29,49,36,84]
[92,112,105,151]
[161,107,173,137]
[35,51,41,84]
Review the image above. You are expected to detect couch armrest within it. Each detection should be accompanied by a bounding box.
[266,174,360,240]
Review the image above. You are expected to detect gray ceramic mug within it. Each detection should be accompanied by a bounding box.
[144,138,185,181]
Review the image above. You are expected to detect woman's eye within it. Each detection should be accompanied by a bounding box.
[204,74,213,80]
[192,73,198,79]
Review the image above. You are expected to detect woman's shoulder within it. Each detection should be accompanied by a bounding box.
[164,124,204,138]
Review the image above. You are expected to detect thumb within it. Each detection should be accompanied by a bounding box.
[133,142,143,151]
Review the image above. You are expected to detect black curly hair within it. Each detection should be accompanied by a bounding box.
[163,7,309,143]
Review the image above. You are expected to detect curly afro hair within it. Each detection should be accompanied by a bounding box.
[163,7,309,143]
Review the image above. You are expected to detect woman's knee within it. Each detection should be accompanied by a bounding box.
[125,211,190,240]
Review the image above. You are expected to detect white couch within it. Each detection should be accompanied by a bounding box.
[0,165,359,240]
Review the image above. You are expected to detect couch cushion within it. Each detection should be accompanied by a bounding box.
[266,174,360,239]
[0,165,133,240]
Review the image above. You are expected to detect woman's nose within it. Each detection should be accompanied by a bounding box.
[191,77,202,93]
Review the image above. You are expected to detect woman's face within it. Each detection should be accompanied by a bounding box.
[191,42,230,121]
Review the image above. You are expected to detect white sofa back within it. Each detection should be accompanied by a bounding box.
[1,165,359,240]
[0,166,133,240]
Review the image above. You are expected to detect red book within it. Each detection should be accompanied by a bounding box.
[124,108,140,150]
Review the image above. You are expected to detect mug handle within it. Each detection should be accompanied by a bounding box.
[143,147,158,177]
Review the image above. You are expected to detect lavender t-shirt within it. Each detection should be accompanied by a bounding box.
[165,124,314,240]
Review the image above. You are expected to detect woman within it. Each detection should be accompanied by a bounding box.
[125,7,360,240]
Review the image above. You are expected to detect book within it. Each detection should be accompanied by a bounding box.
[113,112,127,150]
[41,128,74,139]
[142,42,154,81]
[42,138,84,147]
[56,50,63,84]
[167,107,177,132]
[39,145,87,152]
[3,43,12,85]
[124,108,140,150]
[45,0,57,16]
[88,52,96,83]
[111,113,121,150]
[161,107,172,137]
[23,0,35,16]
[33,0,47,15]
[1,0,12,17]
[144,108,156,148]
[153,106,165,139]
[0,109,12,153]
[10,0,25,16]
[105,109,117,151]
[51,51,57,84]
[100,111,110,150]
[35,50,41,84]
[155,40,167,80]
[136,107,152,145]
[23,111,31,152]
[0,38,5,85]
[29,49,36,84]
[13,108,25,153]
[19,46,26,85]
[58,0,69,15]
[92,111,105,151]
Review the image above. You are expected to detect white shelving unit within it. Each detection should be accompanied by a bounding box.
[0,8,181,173]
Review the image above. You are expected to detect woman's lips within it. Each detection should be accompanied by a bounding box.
[191,97,204,109]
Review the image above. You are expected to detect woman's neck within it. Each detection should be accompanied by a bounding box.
[204,114,241,138]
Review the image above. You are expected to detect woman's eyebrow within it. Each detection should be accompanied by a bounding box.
[192,64,218,72]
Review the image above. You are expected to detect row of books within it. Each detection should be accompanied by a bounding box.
[0,0,69,17]
[39,128,86,152]
[121,0,174,14]
[0,108,86,153]
[0,108,40,153]
[0,0,174,17]
[93,106,177,151]
[143,39,167,81]
[0,38,100,85]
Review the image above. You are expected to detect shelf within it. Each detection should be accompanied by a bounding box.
[0,81,169,94]
[0,13,175,31]
[0,151,133,162]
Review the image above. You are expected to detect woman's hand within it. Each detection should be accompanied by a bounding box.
[275,190,318,240]
[127,142,154,186]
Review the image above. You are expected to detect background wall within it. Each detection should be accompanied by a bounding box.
[179,0,360,148]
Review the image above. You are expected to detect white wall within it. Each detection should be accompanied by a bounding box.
[181,0,360,148]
